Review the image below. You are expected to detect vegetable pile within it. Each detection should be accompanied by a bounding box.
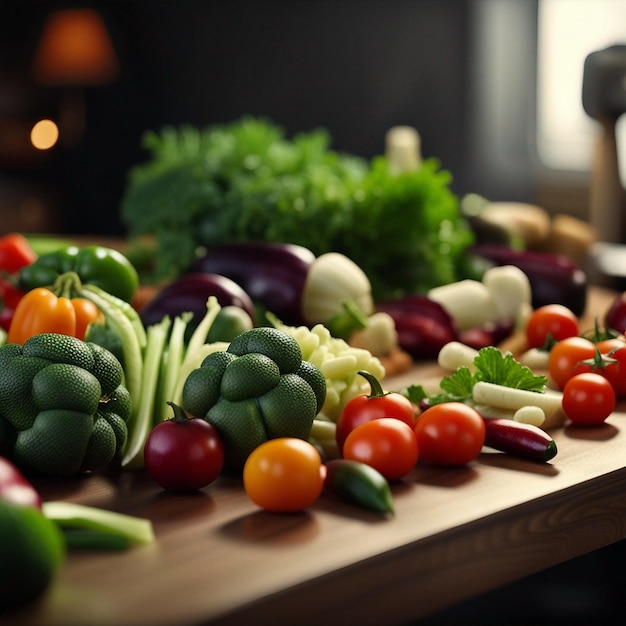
[120,117,472,300]
[0,130,623,613]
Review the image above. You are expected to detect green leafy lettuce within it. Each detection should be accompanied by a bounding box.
[120,117,474,298]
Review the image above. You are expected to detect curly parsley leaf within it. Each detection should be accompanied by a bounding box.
[473,347,546,390]
[415,346,547,406]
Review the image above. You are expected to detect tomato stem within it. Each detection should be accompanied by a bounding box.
[167,401,190,423]
[357,369,387,399]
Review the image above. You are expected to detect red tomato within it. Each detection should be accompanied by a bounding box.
[342,418,419,481]
[336,371,415,453]
[547,336,596,390]
[413,402,485,466]
[595,338,626,397]
[526,304,579,349]
[144,408,224,491]
[243,438,325,513]
[562,373,615,425]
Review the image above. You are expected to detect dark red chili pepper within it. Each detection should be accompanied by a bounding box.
[483,418,557,463]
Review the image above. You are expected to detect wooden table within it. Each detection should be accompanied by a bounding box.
[5,288,626,626]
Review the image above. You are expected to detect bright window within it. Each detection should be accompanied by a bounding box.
[537,0,626,179]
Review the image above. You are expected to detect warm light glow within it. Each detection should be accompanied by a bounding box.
[31,119,59,150]
[537,0,626,176]
[32,9,119,85]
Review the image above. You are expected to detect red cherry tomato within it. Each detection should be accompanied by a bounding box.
[342,418,419,481]
[547,336,596,390]
[144,403,224,491]
[595,337,626,397]
[526,304,579,349]
[413,402,486,466]
[243,438,325,513]
[336,370,416,453]
[562,373,615,425]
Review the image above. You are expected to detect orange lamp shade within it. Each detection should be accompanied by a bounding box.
[32,9,119,85]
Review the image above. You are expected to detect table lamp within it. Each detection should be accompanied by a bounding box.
[31,8,119,145]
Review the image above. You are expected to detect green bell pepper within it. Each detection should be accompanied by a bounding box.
[18,245,139,303]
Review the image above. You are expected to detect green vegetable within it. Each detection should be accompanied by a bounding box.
[43,501,155,547]
[267,315,386,423]
[324,459,394,514]
[18,244,139,303]
[120,117,473,299]
[182,326,326,470]
[0,333,131,476]
[0,498,65,611]
[408,346,547,406]
[119,297,224,470]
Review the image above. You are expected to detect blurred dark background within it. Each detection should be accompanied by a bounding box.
[1,0,549,237]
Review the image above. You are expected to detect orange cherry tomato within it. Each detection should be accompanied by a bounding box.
[342,418,419,481]
[547,336,596,390]
[243,438,325,513]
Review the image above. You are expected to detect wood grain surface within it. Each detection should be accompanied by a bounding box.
[5,287,626,626]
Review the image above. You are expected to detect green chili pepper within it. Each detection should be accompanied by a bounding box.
[18,245,139,303]
[324,459,395,514]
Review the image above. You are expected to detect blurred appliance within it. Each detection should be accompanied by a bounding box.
[583,44,626,244]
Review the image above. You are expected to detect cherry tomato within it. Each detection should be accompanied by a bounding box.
[336,370,415,453]
[144,403,224,491]
[595,338,626,397]
[413,402,486,466]
[243,438,325,513]
[547,336,596,390]
[562,373,615,425]
[526,304,579,349]
[342,418,418,481]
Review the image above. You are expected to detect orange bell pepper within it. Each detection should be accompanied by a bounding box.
[6,287,104,345]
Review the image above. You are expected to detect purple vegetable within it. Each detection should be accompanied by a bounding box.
[471,244,587,316]
[605,292,626,334]
[140,273,256,328]
[458,317,515,350]
[190,242,315,325]
[376,295,458,359]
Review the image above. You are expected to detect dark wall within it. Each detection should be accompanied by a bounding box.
[1,0,474,236]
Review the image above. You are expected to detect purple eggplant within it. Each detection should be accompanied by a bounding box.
[190,242,314,324]
[140,273,256,329]
[376,295,458,359]
[470,244,588,316]
[190,242,374,333]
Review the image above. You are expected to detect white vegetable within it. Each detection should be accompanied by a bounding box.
[437,341,479,372]
[302,252,374,325]
[428,279,500,330]
[481,265,532,324]
[513,405,546,427]
[349,312,398,357]
[472,381,565,429]
[518,348,550,371]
